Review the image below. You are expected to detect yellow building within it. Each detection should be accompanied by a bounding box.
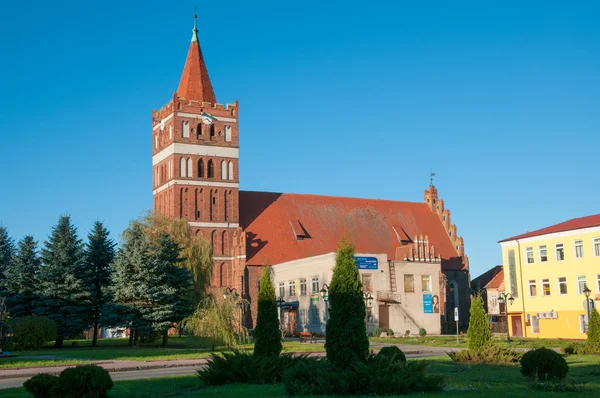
[499,214,600,339]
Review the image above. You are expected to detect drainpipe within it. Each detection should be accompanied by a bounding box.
[516,239,527,338]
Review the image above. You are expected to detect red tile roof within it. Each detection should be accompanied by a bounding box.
[240,191,466,270]
[499,214,600,243]
[485,269,504,289]
[177,25,216,103]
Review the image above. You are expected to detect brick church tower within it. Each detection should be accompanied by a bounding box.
[151,15,245,293]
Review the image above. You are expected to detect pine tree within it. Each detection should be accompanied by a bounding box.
[36,216,90,348]
[4,236,40,317]
[587,308,600,344]
[325,240,369,366]
[84,221,116,347]
[467,294,491,351]
[0,226,15,292]
[253,266,282,357]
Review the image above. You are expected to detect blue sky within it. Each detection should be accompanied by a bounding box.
[0,1,598,277]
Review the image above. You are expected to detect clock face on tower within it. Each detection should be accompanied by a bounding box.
[201,113,214,125]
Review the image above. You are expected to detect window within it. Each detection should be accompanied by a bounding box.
[362,274,372,292]
[404,274,414,293]
[491,294,497,306]
[179,157,185,177]
[278,283,285,298]
[225,125,232,142]
[575,240,584,258]
[207,160,214,178]
[197,123,202,137]
[421,275,432,292]
[580,314,588,333]
[555,243,564,261]
[558,277,568,295]
[288,281,296,296]
[182,121,190,138]
[541,279,550,296]
[300,279,307,296]
[577,276,587,294]
[539,245,548,262]
[531,316,540,334]
[310,306,320,325]
[186,157,192,177]
[528,280,537,297]
[198,159,204,177]
[154,134,158,149]
[597,275,600,293]
[221,160,227,179]
[311,278,319,294]
[228,161,233,180]
[525,247,534,264]
[595,238,600,257]
[210,125,215,139]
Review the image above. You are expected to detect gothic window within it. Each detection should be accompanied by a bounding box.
[179,157,185,177]
[208,160,214,178]
[210,125,215,140]
[196,123,202,138]
[221,160,226,179]
[182,121,190,138]
[194,189,198,220]
[222,231,228,255]
[209,189,213,221]
[225,125,232,142]
[228,161,233,180]
[198,159,204,178]
[186,157,192,177]
[211,230,217,255]
[220,263,228,287]
[168,160,172,179]
[179,188,184,218]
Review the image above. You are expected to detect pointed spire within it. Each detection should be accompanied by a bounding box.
[177,11,217,104]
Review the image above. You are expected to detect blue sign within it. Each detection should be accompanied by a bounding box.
[354,256,378,270]
[423,294,433,314]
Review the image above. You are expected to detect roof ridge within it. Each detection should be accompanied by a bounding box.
[239,190,427,206]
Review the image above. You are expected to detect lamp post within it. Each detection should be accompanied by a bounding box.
[276,296,285,337]
[223,287,239,301]
[320,284,330,325]
[363,292,374,331]
[498,292,514,344]
[584,284,592,332]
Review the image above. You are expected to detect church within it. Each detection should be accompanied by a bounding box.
[151,18,471,335]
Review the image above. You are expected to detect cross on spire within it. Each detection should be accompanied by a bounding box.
[429,169,436,186]
[191,7,199,42]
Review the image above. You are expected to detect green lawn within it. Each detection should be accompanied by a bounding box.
[371,335,580,349]
[3,355,600,398]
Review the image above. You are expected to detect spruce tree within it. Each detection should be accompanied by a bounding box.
[467,294,491,351]
[325,240,369,366]
[254,266,282,357]
[0,226,15,292]
[36,216,90,347]
[587,308,600,345]
[4,236,40,317]
[84,221,116,347]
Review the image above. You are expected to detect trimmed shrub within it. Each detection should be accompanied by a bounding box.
[587,308,600,344]
[419,328,427,337]
[386,329,394,336]
[376,346,406,364]
[447,345,522,364]
[9,316,57,350]
[372,327,382,337]
[55,365,114,398]
[404,329,410,337]
[23,374,59,398]
[520,347,568,382]
[467,295,491,351]
[254,266,282,357]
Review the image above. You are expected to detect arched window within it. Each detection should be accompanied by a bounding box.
[194,189,198,220]
[179,157,185,177]
[211,230,218,255]
[179,188,184,218]
[207,160,214,178]
[198,159,204,178]
[225,125,232,142]
[224,191,228,221]
[220,262,228,287]
[210,125,215,140]
[182,121,190,138]
[221,160,226,179]
[222,231,228,255]
[168,160,172,179]
[197,123,202,138]
[228,161,233,180]
[186,157,192,177]
[209,189,213,221]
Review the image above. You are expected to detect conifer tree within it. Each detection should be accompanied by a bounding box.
[0,226,15,292]
[254,266,282,357]
[587,308,600,345]
[36,216,90,347]
[84,221,116,347]
[325,240,369,366]
[467,294,491,351]
[4,236,40,317]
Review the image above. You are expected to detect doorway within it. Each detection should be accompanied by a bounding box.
[287,310,297,336]
[511,316,523,337]
[378,305,390,331]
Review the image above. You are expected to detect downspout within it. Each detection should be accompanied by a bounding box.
[516,239,527,337]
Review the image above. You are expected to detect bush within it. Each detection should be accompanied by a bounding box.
[386,329,394,336]
[372,327,381,337]
[447,345,522,364]
[55,365,114,398]
[9,316,57,350]
[419,328,427,337]
[565,342,600,355]
[466,295,491,351]
[587,308,600,344]
[520,347,568,382]
[376,346,406,364]
[23,374,59,398]
[405,329,410,337]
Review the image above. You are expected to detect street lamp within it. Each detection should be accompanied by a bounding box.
[498,292,514,344]
[223,287,239,301]
[276,296,285,337]
[320,284,329,298]
[584,284,592,331]
[362,292,374,331]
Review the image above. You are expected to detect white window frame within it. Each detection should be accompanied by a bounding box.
[555,243,564,261]
[525,247,534,264]
[541,279,551,296]
[574,240,584,258]
[278,282,285,298]
[528,280,537,297]
[594,238,600,257]
[531,316,540,334]
[596,274,600,294]
[311,277,319,294]
[299,279,307,296]
[557,277,568,296]
[539,245,548,262]
[288,281,296,297]
[421,275,432,292]
[580,314,588,333]
[577,275,587,295]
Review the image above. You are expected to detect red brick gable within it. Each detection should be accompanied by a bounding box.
[499,214,600,243]
[240,191,466,270]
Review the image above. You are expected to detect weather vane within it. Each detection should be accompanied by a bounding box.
[194,6,198,19]
[429,169,436,186]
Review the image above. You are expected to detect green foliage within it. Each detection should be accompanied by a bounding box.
[376,346,406,364]
[520,347,568,382]
[587,308,600,344]
[386,329,394,336]
[563,341,600,355]
[419,327,427,337]
[405,329,410,337]
[372,327,381,337]
[283,354,445,396]
[3,236,40,317]
[447,345,522,364]
[198,351,316,386]
[35,216,90,347]
[325,240,369,367]
[23,374,59,398]
[466,295,491,351]
[529,380,586,393]
[56,364,114,398]
[84,221,115,346]
[8,316,57,350]
[0,226,15,291]
[254,266,282,357]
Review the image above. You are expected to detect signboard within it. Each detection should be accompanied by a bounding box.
[323,295,329,302]
[310,295,320,303]
[583,298,596,311]
[354,256,378,270]
[423,294,433,313]
[454,307,459,321]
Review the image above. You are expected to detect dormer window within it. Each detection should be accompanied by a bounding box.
[290,220,308,240]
